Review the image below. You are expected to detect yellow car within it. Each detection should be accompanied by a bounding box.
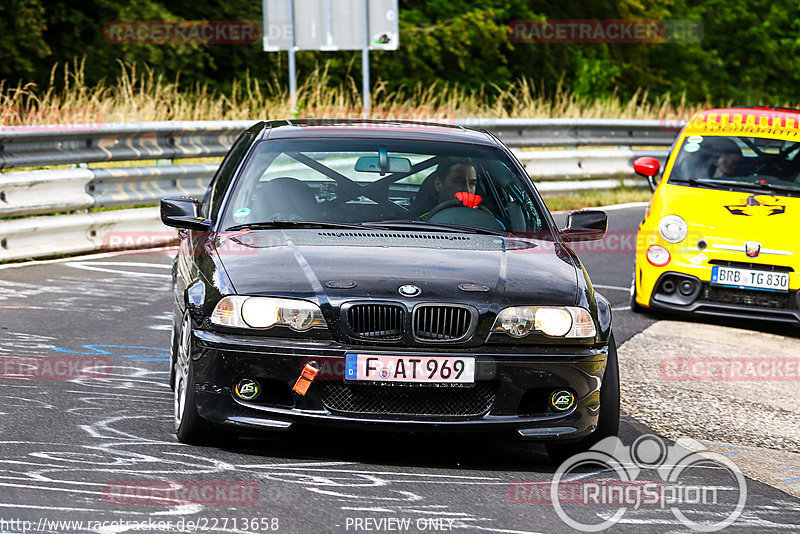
[631,106,800,324]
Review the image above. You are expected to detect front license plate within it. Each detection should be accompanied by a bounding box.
[711,266,790,292]
[344,354,475,384]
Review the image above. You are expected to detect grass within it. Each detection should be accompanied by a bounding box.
[542,186,652,212]
[0,59,705,125]
[0,61,656,215]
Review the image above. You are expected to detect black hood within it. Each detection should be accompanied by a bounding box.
[214,230,579,307]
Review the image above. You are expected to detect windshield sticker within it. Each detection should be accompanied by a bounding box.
[724,194,786,216]
[683,143,701,153]
[233,207,251,218]
[687,135,704,143]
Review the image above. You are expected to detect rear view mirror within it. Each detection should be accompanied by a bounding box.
[355,156,412,174]
[632,156,661,192]
[561,210,607,242]
[161,197,211,231]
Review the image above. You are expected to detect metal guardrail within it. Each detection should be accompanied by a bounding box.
[466,118,679,148]
[0,119,683,261]
[0,120,256,170]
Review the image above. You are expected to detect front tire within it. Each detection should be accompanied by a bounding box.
[174,312,215,445]
[630,266,646,313]
[546,333,620,463]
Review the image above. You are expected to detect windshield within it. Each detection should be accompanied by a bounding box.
[219,139,550,235]
[669,134,800,195]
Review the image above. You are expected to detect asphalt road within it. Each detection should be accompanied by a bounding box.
[0,205,798,533]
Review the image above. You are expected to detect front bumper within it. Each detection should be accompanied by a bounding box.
[189,329,610,442]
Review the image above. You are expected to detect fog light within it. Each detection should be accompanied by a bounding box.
[234,379,261,400]
[679,280,695,296]
[550,390,575,412]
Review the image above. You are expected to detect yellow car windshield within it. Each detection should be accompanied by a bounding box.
[669,135,800,195]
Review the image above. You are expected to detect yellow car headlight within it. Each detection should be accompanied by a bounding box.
[658,215,688,243]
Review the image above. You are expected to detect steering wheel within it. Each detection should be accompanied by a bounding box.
[424,199,463,219]
[423,199,506,231]
[751,161,784,177]
[425,198,497,218]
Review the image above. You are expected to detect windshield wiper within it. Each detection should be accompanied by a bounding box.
[226,220,372,231]
[742,181,800,194]
[365,220,510,236]
[671,177,730,187]
[672,177,800,195]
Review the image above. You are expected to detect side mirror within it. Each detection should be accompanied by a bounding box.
[161,197,211,231]
[561,210,607,242]
[632,156,661,192]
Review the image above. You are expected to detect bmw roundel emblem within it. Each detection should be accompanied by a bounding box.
[398,284,421,297]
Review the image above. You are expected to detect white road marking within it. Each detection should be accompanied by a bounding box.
[341,507,395,512]
[463,526,544,534]
[593,284,630,291]
[64,261,171,279]
[551,201,648,215]
[0,247,177,270]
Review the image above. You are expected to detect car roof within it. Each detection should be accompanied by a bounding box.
[254,119,500,146]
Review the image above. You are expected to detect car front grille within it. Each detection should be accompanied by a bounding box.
[344,303,478,343]
[318,381,498,417]
[346,304,404,340]
[701,284,797,310]
[412,305,476,342]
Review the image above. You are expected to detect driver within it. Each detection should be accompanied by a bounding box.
[706,138,744,178]
[434,160,478,204]
[712,150,743,178]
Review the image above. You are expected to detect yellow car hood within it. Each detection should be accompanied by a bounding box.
[658,183,798,247]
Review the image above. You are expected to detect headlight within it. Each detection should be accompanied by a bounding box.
[492,306,596,338]
[211,296,327,331]
[658,215,688,243]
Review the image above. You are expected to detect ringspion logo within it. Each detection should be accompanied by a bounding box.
[510,435,747,532]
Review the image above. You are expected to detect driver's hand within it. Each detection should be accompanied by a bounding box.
[455,192,482,208]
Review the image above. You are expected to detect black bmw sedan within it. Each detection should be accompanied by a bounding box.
[161,119,617,461]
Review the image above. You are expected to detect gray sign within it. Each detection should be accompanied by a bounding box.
[263,0,399,51]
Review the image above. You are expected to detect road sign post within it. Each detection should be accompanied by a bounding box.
[263,0,398,115]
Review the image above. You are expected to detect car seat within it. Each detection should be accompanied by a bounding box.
[407,171,441,217]
[251,177,318,221]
